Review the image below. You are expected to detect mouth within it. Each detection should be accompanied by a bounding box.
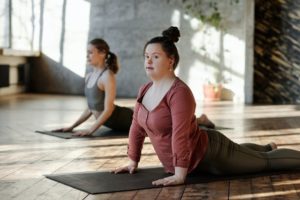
[146,66,154,70]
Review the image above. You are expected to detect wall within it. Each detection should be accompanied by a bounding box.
[254,0,300,104]
[28,0,253,102]
[29,53,84,94]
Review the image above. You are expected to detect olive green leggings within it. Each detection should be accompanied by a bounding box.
[196,130,300,175]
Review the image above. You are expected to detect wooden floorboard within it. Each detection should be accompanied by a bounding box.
[1,94,300,199]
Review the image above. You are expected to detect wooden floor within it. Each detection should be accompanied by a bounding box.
[1,94,300,200]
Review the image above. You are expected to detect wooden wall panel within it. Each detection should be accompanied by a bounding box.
[254,0,300,104]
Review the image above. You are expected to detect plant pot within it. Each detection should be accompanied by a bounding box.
[203,83,222,101]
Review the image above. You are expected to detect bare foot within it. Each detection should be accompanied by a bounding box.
[197,114,215,129]
[269,142,277,150]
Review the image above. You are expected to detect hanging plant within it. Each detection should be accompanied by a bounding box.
[182,0,240,29]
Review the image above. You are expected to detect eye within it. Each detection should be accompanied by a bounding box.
[154,55,159,59]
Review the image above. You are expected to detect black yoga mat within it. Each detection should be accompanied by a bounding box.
[199,125,232,131]
[35,127,128,139]
[36,124,230,139]
[45,167,300,194]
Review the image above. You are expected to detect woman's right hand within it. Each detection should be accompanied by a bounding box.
[52,126,73,132]
[111,160,138,174]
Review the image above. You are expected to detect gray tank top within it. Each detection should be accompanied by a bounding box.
[84,68,107,111]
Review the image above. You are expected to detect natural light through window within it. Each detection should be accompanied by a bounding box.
[187,59,215,100]
[171,9,181,28]
[62,0,90,77]
[223,33,245,75]
[190,26,221,64]
[42,0,64,62]
[0,0,9,48]
[180,12,247,102]
[11,0,40,51]
[42,0,90,77]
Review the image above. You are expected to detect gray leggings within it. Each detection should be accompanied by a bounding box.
[195,130,300,175]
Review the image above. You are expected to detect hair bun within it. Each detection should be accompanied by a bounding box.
[162,26,180,43]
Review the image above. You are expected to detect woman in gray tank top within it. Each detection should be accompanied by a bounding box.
[54,38,215,136]
[54,38,134,136]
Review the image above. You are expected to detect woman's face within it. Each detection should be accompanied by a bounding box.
[144,43,174,80]
[87,44,106,67]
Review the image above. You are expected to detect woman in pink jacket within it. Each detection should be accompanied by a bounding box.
[113,26,300,186]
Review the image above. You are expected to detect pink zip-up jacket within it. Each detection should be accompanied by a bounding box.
[127,77,208,174]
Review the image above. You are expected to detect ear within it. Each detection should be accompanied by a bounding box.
[169,57,175,67]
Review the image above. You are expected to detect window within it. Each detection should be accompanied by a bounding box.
[0,0,40,56]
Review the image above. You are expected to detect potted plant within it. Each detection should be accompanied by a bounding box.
[203,82,223,101]
[202,70,228,101]
[181,0,240,29]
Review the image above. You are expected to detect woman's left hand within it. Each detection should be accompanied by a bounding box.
[73,130,92,137]
[152,174,185,186]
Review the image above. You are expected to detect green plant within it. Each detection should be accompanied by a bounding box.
[182,0,240,29]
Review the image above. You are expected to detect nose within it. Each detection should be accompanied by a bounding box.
[146,57,152,64]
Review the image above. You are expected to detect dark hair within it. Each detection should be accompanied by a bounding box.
[89,38,119,74]
[144,26,180,69]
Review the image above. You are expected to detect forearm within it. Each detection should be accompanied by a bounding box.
[88,108,113,133]
[127,122,146,163]
[71,108,92,128]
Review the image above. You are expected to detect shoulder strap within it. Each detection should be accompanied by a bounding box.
[98,67,108,79]
[85,72,93,83]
